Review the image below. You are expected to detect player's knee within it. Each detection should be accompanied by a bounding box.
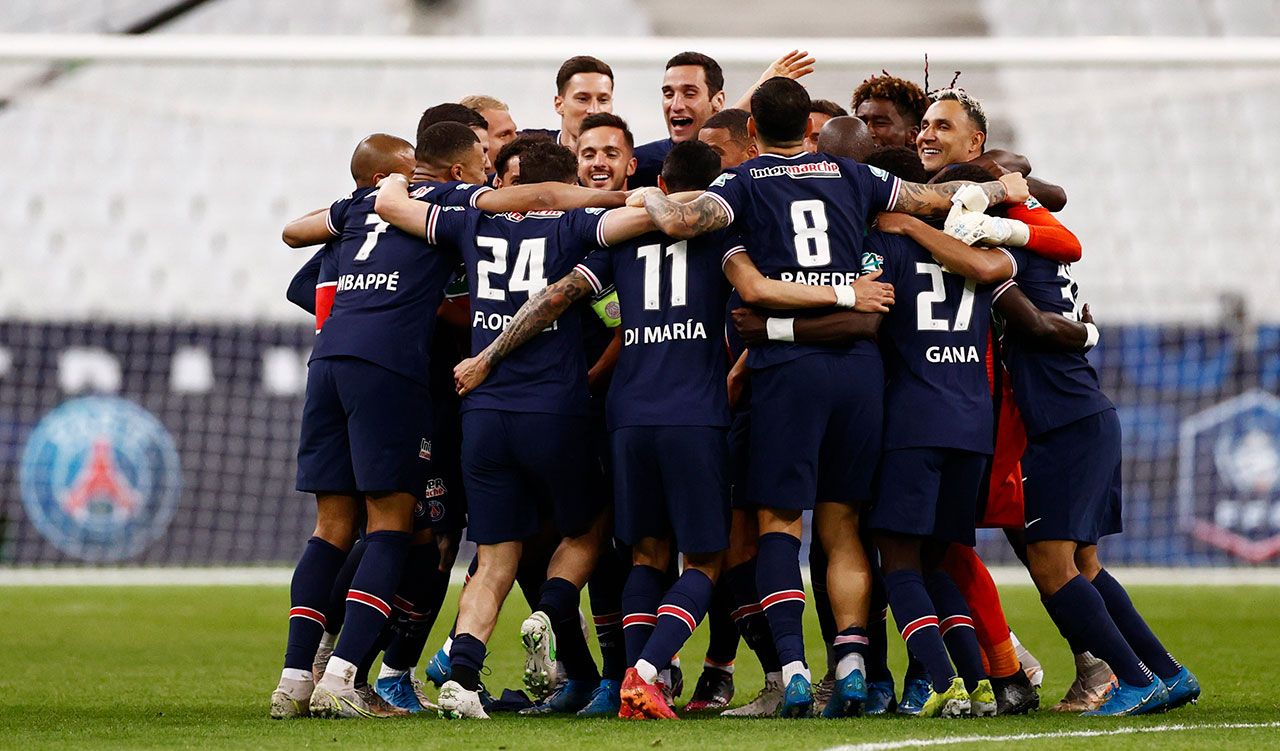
[632,537,671,570]
[1074,546,1102,580]
[365,491,416,532]
[312,494,358,547]
[1026,544,1078,595]
[757,507,802,536]
[684,551,723,582]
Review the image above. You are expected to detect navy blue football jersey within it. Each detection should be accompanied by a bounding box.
[707,151,901,368]
[995,248,1114,436]
[870,232,994,453]
[631,138,674,189]
[286,242,333,316]
[429,205,609,416]
[310,181,491,384]
[576,226,736,429]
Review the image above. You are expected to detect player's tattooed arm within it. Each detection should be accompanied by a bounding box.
[996,290,1094,351]
[732,308,883,346]
[453,270,595,395]
[282,207,334,247]
[642,190,730,239]
[875,212,1015,284]
[889,172,1029,217]
[374,174,430,238]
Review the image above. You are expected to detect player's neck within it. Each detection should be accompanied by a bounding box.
[412,165,449,183]
[758,141,806,157]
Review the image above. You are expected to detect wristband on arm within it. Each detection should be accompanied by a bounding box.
[765,317,796,342]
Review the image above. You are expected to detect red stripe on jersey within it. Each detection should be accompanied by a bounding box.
[346,589,391,617]
[657,604,698,632]
[900,615,939,642]
[574,263,604,295]
[289,606,326,628]
[760,589,806,610]
[730,603,762,621]
[427,204,440,244]
[593,612,622,626]
[623,613,657,628]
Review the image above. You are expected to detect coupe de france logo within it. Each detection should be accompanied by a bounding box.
[1178,390,1280,563]
[19,396,181,561]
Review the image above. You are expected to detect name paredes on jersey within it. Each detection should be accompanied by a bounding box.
[779,270,860,286]
[926,345,980,364]
[748,161,842,180]
[337,271,400,292]
[622,320,708,347]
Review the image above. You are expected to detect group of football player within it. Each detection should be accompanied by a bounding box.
[269,49,1200,722]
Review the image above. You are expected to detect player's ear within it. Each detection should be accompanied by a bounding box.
[908,124,921,143]
[371,171,388,184]
[553,95,565,118]
[747,141,759,158]
[450,162,464,181]
[657,175,668,195]
[626,156,637,178]
[973,130,987,154]
[492,174,504,189]
[746,116,757,142]
[711,90,726,111]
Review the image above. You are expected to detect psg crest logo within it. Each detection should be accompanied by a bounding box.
[19,396,182,561]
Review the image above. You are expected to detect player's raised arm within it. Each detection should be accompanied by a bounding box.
[722,250,893,311]
[641,189,730,239]
[995,287,1098,351]
[373,173,429,238]
[876,212,1015,284]
[732,307,883,346]
[889,172,1029,217]
[453,269,596,395]
[282,207,335,248]
[729,50,816,112]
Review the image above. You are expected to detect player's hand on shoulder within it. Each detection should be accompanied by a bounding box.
[998,172,1031,204]
[1080,303,1093,324]
[625,188,649,208]
[874,211,917,235]
[731,307,768,345]
[453,356,491,396]
[852,269,894,313]
[377,173,408,188]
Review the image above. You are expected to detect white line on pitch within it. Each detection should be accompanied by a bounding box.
[822,721,1280,751]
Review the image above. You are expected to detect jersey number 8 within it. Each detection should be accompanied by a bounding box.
[790,200,831,267]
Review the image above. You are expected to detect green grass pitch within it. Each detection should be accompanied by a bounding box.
[2,582,1278,750]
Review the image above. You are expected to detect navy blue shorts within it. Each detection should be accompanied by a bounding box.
[1022,409,1123,545]
[728,409,752,510]
[612,426,730,554]
[296,357,432,496]
[748,353,884,509]
[414,393,466,533]
[869,448,989,546]
[461,409,598,545]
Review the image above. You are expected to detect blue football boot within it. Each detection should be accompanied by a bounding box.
[1083,677,1169,716]
[576,679,622,717]
[821,670,867,718]
[374,672,426,713]
[864,679,897,715]
[778,673,814,718]
[897,677,931,716]
[1158,667,1201,711]
[424,647,451,688]
[518,678,596,715]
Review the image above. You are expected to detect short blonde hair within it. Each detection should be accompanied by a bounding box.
[459,94,508,112]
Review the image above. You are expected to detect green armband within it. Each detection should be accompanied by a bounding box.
[590,288,622,328]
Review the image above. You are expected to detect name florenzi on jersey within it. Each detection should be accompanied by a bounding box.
[749,161,841,179]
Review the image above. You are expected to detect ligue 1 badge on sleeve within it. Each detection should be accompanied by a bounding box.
[1179,390,1280,563]
[19,396,182,562]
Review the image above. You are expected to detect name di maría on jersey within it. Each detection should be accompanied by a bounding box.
[623,320,708,347]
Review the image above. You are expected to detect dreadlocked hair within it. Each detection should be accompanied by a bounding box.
[850,72,929,126]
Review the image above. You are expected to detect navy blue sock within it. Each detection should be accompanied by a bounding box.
[515,551,549,611]
[756,532,807,668]
[926,570,986,690]
[357,626,392,687]
[809,540,838,649]
[382,543,443,671]
[324,539,365,634]
[588,546,629,681]
[639,569,714,671]
[905,652,929,683]
[726,559,781,673]
[704,580,740,667]
[884,569,955,694]
[449,632,486,691]
[1044,575,1153,687]
[538,577,598,682]
[284,536,348,671]
[1091,569,1182,680]
[332,530,411,667]
[866,565,893,683]
[622,564,665,667]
